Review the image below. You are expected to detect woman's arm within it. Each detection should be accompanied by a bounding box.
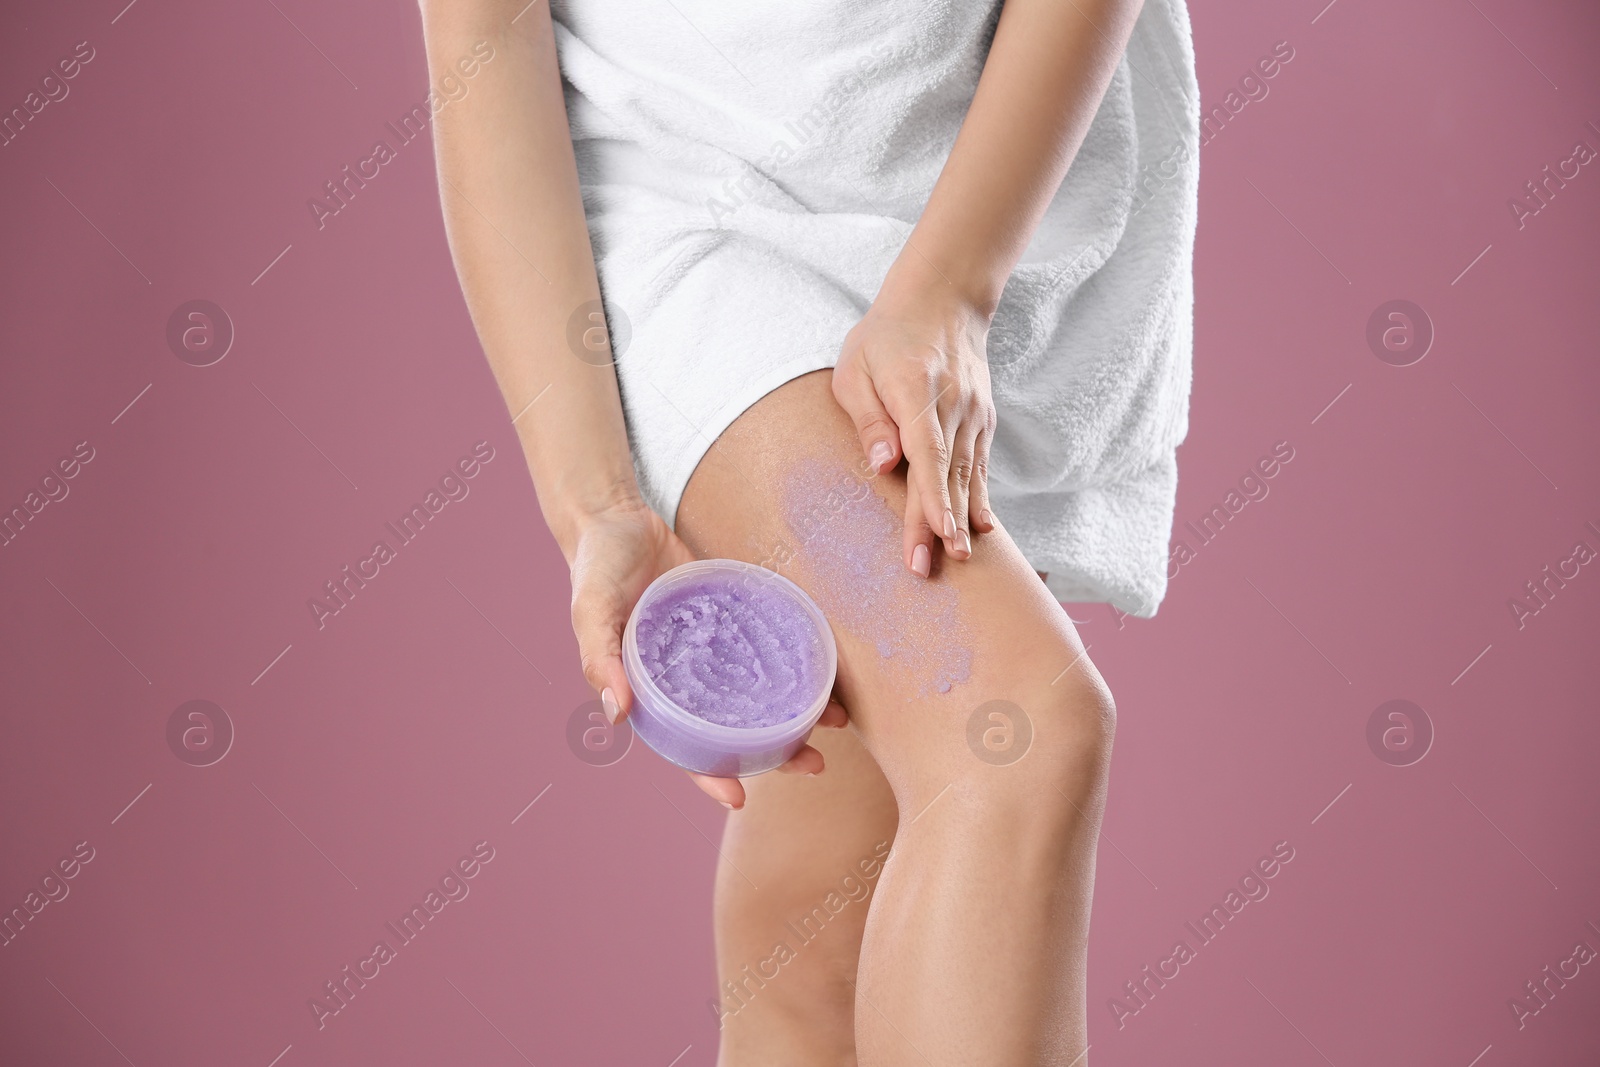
[419,0,636,563]
[832,0,1145,573]
[419,1,839,806]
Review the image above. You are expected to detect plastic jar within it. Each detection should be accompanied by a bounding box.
[622,559,838,777]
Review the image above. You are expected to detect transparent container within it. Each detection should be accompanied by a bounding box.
[622,559,837,777]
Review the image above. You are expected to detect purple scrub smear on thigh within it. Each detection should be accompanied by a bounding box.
[779,461,973,695]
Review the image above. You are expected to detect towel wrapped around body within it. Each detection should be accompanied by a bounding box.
[551,0,1199,616]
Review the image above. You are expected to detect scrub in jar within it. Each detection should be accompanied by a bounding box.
[634,579,828,728]
[622,560,837,777]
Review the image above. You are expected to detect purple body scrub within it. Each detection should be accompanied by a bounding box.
[781,460,974,695]
[635,582,827,729]
[623,560,837,777]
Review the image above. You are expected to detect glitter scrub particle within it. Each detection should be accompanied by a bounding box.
[780,462,973,695]
[634,580,829,728]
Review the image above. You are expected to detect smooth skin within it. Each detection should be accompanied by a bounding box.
[682,372,1114,1065]
[421,0,1142,1061]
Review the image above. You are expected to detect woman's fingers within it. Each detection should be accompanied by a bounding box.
[783,703,847,780]
[889,381,960,560]
[570,590,632,724]
[970,420,996,533]
[833,348,991,573]
[688,771,745,809]
[685,701,842,811]
[777,744,825,774]
[947,417,981,559]
[902,473,937,576]
[831,359,903,475]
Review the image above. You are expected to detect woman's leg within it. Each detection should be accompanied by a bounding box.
[709,726,898,1065]
[677,371,1114,1066]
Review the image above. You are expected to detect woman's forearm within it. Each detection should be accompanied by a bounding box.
[883,0,1145,316]
[421,0,640,562]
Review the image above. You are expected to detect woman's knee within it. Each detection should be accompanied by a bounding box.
[1035,671,1116,788]
[1048,664,1117,757]
[975,669,1114,797]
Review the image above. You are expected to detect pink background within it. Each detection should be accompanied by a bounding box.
[3,1,1598,1064]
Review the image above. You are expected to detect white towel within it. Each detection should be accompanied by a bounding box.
[552,0,1199,616]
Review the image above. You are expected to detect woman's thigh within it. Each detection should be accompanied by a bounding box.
[680,370,1111,1064]
[675,370,1110,803]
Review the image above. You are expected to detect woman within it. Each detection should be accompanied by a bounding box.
[420,0,1197,1061]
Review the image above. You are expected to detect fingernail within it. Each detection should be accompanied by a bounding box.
[869,440,893,471]
[718,801,736,810]
[955,528,971,555]
[980,508,993,527]
[911,543,931,577]
[943,509,956,539]
[804,772,818,778]
[601,687,620,724]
